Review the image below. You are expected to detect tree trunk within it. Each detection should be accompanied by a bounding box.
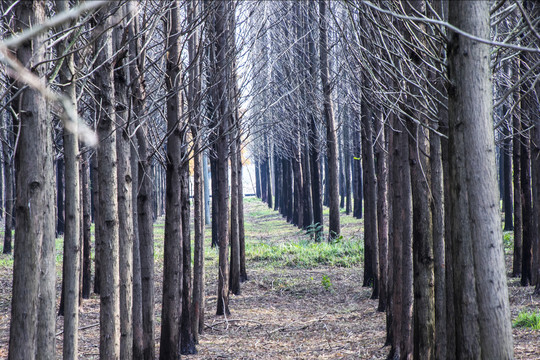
[352,119,363,219]
[82,151,92,299]
[448,2,514,357]
[361,102,378,293]
[56,157,65,236]
[431,79,447,360]
[57,1,81,356]
[237,137,248,281]
[95,7,121,357]
[502,126,513,231]
[9,2,56,358]
[344,109,352,216]
[319,12,340,238]
[302,140,313,228]
[203,152,211,226]
[91,152,101,295]
[229,123,241,295]
[128,10,156,358]
[2,86,14,254]
[160,4,183,357]
[521,131,533,286]
[114,11,134,358]
[188,0,205,339]
[209,0,232,316]
[374,112,388,313]
[409,123,435,360]
[255,161,261,198]
[180,143,196,354]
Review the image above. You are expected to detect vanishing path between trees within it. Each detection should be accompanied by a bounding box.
[188,198,387,359]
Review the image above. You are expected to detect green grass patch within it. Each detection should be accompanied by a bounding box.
[513,310,540,330]
[246,237,363,268]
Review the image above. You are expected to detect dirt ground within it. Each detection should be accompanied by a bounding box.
[0,199,539,359]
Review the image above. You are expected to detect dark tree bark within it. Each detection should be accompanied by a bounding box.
[229,122,241,295]
[343,108,352,216]
[521,131,533,286]
[319,0,340,239]
[160,3,183,357]
[127,2,155,357]
[255,160,261,198]
[180,140,197,355]
[409,123,435,360]
[302,141,313,228]
[306,1,322,238]
[374,112,388,313]
[352,118,363,219]
[91,152,101,295]
[188,0,205,339]
[502,126,513,231]
[274,153,281,212]
[2,84,15,255]
[56,156,65,236]
[207,0,232,316]
[361,100,378,293]
[81,151,92,299]
[237,136,248,282]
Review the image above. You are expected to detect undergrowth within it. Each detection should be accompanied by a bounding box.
[513,310,540,330]
[246,238,363,268]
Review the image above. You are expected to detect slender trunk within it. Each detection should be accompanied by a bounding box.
[352,119,363,219]
[160,4,183,357]
[203,152,211,226]
[95,7,121,357]
[114,12,134,357]
[521,132,533,286]
[57,157,65,236]
[180,147,197,354]
[274,153,281,212]
[319,13,341,237]
[127,5,156,355]
[131,136,144,360]
[361,94,378,293]
[209,0,232,316]
[432,92,447,360]
[82,151,92,299]
[502,126,513,231]
[344,110,352,215]
[302,140,313,228]
[237,137,247,281]
[255,161,261,198]
[57,1,81,356]
[188,0,205,339]
[91,152,101,295]
[2,93,14,254]
[375,113,388,312]
[229,126,241,295]
[512,64,523,278]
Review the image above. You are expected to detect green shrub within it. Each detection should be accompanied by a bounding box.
[513,310,540,330]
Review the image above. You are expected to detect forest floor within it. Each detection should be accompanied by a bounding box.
[0,198,538,359]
